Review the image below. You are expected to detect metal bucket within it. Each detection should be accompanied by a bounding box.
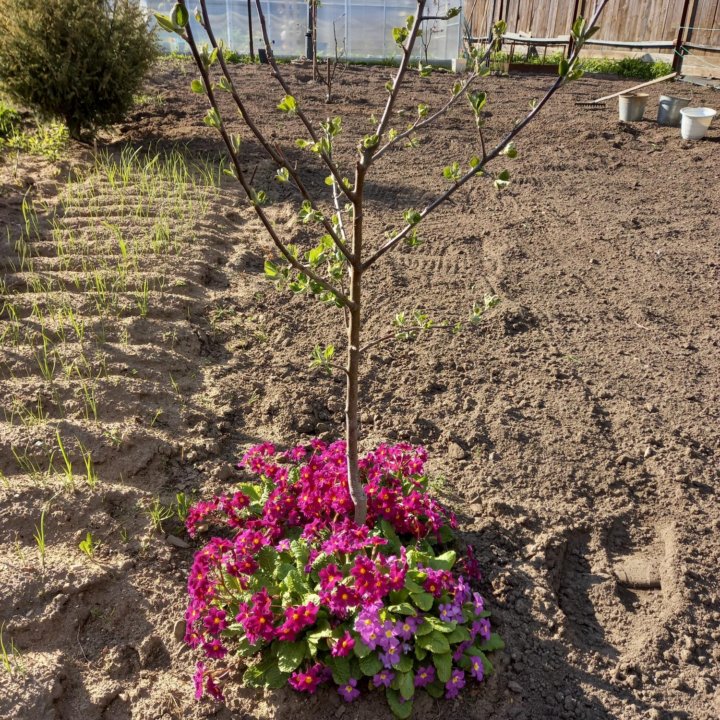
[657,95,691,127]
[618,93,649,122]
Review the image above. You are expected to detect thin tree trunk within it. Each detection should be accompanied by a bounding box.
[346,165,366,525]
[247,0,254,61]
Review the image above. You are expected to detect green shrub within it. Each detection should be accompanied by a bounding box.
[0,0,159,139]
[514,50,672,80]
[0,102,21,139]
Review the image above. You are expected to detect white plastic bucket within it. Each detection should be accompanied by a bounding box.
[680,107,717,140]
[618,93,649,122]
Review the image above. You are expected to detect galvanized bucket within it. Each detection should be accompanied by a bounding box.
[657,95,691,127]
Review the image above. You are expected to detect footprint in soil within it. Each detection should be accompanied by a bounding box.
[552,520,679,658]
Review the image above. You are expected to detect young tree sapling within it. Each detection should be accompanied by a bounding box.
[156,0,607,526]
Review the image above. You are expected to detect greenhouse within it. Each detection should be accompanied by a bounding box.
[142,0,463,61]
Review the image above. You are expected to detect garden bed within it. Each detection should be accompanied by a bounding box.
[1,62,719,720]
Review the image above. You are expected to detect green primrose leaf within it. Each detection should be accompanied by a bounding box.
[426,680,444,698]
[417,630,450,654]
[353,638,372,658]
[277,640,307,673]
[359,653,383,676]
[428,550,456,570]
[266,666,291,689]
[432,652,452,683]
[386,688,413,719]
[480,633,505,652]
[395,654,414,672]
[387,603,416,616]
[328,655,351,684]
[411,592,434,611]
[398,670,415,700]
[447,625,471,644]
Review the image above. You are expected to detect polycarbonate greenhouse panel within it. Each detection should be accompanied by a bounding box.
[142,1,462,61]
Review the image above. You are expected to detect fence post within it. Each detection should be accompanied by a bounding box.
[673,0,692,73]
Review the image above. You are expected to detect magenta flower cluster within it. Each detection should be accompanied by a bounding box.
[184,439,501,713]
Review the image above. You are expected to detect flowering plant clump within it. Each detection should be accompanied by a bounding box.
[184,440,503,718]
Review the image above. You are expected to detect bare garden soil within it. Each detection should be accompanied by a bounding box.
[1,61,719,720]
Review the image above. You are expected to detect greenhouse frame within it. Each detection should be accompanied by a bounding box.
[143,0,464,62]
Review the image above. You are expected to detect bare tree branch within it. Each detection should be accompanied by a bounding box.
[253,0,355,202]
[181,12,354,308]
[363,0,609,270]
[196,1,354,264]
[368,2,428,164]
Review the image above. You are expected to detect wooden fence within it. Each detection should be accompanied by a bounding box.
[464,0,720,75]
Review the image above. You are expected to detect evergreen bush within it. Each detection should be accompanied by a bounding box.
[0,0,158,139]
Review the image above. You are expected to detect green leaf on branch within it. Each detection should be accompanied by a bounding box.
[310,344,335,375]
[393,27,409,46]
[558,58,570,77]
[203,108,221,129]
[501,141,518,159]
[216,76,231,92]
[446,7,461,19]
[442,162,461,182]
[494,169,511,190]
[264,260,280,279]
[362,134,379,150]
[417,103,429,119]
[275,167,290,183]
[571,16,586,42]
[467,90,487,116]
[154,13,179,34]
[277,95,297,113]
[170,3,189,28]
[190,79,204,93]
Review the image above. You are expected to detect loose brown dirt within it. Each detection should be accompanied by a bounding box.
[1,61,719,720]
